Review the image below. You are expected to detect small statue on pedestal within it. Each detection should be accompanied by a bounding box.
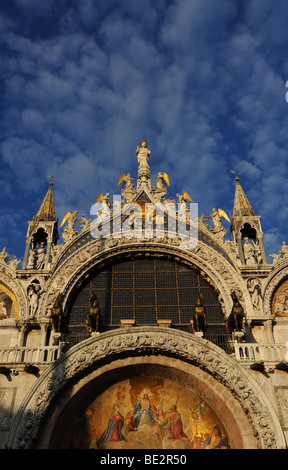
[87,293,102,333]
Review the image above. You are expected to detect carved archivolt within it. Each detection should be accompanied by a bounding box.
[262,260,288,316]
[0,271,26,319]
[41,235,249,321]
[7,327,285,449]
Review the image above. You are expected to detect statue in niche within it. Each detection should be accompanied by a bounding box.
[51,293,64,333]
[28,282,44,318]
[0,301,7,319]
[87,293,102,332]
[27,248,37,269]
[243,237,257,265]
[228,291,244,333]
[35,242,46,269]
[193,293,207,333]
[247,278,262,313]
[253,240,262,264]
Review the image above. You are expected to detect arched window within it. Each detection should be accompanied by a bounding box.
[240,222,257,242]
[66,255,229,350]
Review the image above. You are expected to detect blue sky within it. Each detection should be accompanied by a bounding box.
[0,0,288,262]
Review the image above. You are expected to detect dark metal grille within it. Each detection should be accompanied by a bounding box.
[66,256,229,349]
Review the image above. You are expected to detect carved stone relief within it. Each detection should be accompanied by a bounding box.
[247,278,263,314]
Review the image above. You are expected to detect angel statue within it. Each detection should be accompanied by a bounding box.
[156,172,169,190]
[118,173,134,191]
[118,173,135,202]
[210,208,230,243]
[95,193,111,223]
[60,210,79,244]
[176,192,194,225]
[153,172,170,201]
[176,191,193,204]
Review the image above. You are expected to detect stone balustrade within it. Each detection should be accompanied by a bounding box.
[0,342,287,372]
[234,342,288,368]
[0,345,61,367]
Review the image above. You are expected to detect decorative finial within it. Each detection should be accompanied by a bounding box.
[47,175,54,184]
[231,170,239,181]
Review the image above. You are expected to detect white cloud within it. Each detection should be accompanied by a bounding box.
[0,0,288,259]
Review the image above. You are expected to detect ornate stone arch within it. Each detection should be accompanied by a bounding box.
[238,220,259,233]
[30,224,49,238]
[263,259,288,316]
[6,327,285,449]
[42,236,249,322]
[0,270,26,319]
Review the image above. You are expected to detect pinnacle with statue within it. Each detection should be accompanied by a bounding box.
[54,140,237,258]
[5,139,274,273]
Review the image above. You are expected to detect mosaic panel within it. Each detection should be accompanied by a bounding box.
[272,279,288,317]
[57,376,230,449]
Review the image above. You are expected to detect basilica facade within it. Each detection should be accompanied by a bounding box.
[0,141,288,450]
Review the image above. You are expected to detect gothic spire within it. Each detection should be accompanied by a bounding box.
[33,178,56,222]
[232,175,255,218]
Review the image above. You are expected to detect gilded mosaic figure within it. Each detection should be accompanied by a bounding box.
[97,404,126,446]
